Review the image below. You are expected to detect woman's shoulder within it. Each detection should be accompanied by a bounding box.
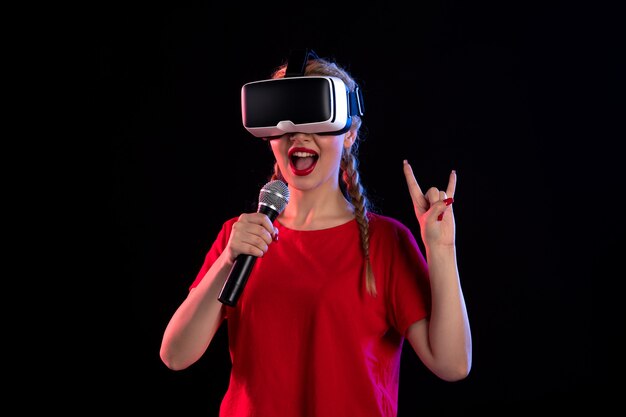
[212,216,239,239]
[367,212,424,264]
[367,212,412,236]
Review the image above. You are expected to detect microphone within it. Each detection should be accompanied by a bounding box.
[218,180,290,306]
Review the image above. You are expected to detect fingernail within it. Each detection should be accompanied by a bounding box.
[272,228,279,242]
[437,212,444,221]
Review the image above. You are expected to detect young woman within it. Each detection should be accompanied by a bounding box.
[160,53,472,417]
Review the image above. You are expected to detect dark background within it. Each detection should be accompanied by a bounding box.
[101,2,623,415]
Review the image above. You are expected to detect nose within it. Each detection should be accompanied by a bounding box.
[289,133,309,142]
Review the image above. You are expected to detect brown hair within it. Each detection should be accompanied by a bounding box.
[269,57,377,296]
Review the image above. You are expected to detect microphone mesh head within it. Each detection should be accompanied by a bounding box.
[258,180,290,214]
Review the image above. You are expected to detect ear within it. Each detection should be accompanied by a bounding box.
[343,129,357,149]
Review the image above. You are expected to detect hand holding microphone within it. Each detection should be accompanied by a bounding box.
[218,180,290,306]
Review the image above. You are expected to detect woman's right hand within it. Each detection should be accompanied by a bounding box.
[224,213,278,264]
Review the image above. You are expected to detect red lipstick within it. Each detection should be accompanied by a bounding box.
[288,147,318,176]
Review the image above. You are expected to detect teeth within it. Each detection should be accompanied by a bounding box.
[292,151,316,157]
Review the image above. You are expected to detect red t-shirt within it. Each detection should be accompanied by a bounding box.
[190,213,431,417]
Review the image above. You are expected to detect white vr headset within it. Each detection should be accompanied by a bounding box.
[240,50,364,139]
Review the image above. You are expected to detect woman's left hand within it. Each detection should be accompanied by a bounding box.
[402,160,456,247]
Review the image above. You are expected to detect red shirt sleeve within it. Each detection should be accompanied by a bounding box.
[372,215,432,337]
[188,217,238,290]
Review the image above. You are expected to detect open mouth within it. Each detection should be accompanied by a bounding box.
[288,148,319,176]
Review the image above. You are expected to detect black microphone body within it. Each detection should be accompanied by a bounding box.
[218,180,289,306]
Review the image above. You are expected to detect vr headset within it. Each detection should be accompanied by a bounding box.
[241,49,364,139]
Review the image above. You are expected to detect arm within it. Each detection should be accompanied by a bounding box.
[402,161,472,381]
[159,254,231,371]
[159,212,277,370]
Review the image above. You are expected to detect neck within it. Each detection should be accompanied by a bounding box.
[279,187,354,230]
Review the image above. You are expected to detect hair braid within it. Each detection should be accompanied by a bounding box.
[341,150,376,297]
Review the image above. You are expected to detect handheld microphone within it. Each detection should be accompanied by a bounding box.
[218,180,290,306]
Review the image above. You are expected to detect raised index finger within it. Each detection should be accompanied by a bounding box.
[403,160,428,210]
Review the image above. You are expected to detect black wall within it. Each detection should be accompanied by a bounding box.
[102,3,623,415]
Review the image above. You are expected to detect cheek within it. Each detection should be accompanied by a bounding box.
[270,142,288,165]
[319,137,344,153]
[269,141,281,155]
